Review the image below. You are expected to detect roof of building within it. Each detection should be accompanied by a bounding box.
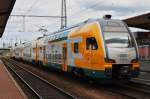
[123,13,150,30]
[0,0,16,37]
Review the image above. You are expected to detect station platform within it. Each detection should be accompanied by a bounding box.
[0,60,27,99]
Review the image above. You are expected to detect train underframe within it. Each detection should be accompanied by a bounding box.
[13,57,139,80]
[105,64,139,80]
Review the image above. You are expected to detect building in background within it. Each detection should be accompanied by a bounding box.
[134,32,150,60]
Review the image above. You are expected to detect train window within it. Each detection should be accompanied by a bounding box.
[74,43,78,53]
[86,37,98,50]
[104,32,135,48]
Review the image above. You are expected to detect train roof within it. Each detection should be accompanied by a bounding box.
[46,19,97,36]
[124,13,150,30]
[47,18,122,36]
[43,18,124,43]
[14,41,32,49]
[14,43,24,49]
[44,19,100,41]
[22,42,32,47]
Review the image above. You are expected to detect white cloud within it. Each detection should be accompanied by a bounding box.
[74,0,150,16]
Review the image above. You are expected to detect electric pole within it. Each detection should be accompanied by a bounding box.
[61,0,67,29]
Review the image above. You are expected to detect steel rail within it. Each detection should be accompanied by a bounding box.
[3,58,75,99]
[2,59,42,99]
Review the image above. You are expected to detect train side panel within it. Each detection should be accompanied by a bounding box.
[44,40,66,70]
[67,22,110,78]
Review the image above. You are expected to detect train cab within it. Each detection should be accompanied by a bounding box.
[68,16,139,79]
[99,19,139,79]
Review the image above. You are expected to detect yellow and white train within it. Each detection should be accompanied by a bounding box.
[13,16,140,80]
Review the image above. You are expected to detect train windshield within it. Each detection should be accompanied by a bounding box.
[103,21,135,48]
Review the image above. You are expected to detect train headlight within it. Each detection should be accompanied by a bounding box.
[131,59,138,63]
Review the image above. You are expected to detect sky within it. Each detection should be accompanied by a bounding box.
[0,0,150,48]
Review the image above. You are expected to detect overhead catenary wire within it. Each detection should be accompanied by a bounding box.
[11,15,62,18]
[24,0,40,15]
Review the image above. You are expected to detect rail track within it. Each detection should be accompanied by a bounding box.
[131,71,150,92]
[141,70,150,74]
[2,58,75,99]
[133,78,150,84]
[2,58,150,99]
[128,81,150,92]
[110,81,150,99]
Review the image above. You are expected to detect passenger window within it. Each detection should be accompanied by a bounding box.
[74,43,78,53]
[86,37,98,50]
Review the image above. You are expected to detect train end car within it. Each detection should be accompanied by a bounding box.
[67,17,140,80]
[22,42,32,63]
[14,44,24,61]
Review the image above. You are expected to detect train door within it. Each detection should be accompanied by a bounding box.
[86,37,98,64]
[62,43,67,72]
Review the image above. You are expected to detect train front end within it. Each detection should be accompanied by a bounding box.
[100,18,140,79]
